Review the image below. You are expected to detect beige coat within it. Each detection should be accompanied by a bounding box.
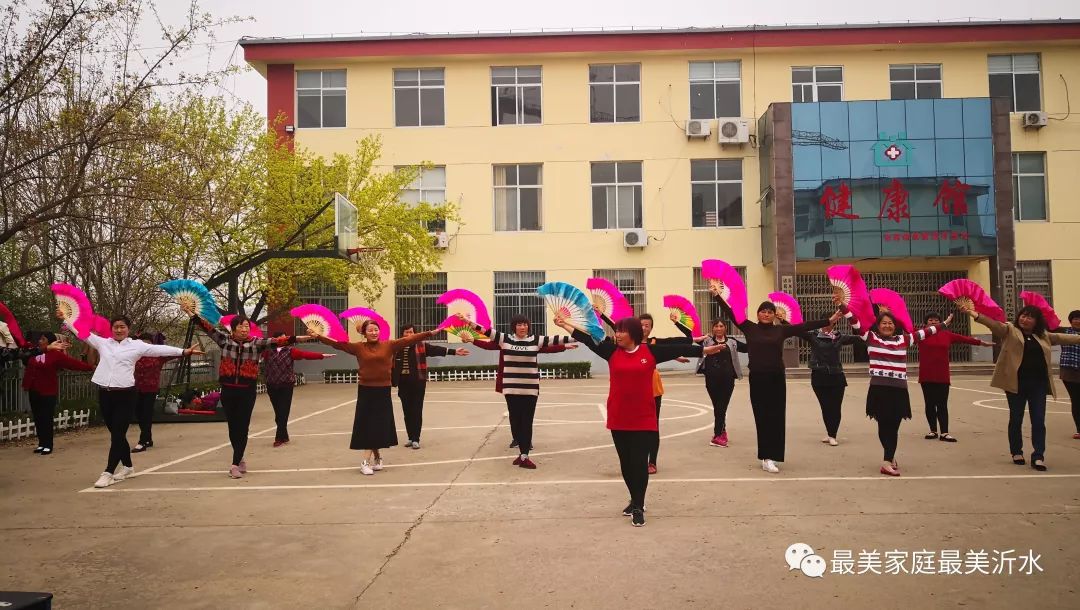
[974,314,1080,397]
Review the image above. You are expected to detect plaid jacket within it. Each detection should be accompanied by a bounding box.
[196,316,293,388]
[1061,328,1080,371]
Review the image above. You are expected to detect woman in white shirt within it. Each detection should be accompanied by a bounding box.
[81,315,202,488]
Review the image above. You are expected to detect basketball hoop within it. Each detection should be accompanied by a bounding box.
[347,247,383,268]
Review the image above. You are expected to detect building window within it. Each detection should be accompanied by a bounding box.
[591,161,642,230]
[296,69,346,128]
[491,66,542,126]
[1013,153,1047,221]
[689,61,741,119]
[691,159,743,228]
[791,66,843,103]
[493,164,542,232]
[592,269,646,323]
[395,273,448,337]
[393,68,445,127]
[494,271,547,335]
[889,64,943,100]
[589,63,640,123]
[295,281,348,334]
[398,166,447,232]
[989,54,1041,112]
[1016,261,1053,306]
[693,266,747,334]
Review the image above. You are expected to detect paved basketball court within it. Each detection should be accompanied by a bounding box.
[1,375,1078,608]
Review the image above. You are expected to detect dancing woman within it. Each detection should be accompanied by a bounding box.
[555,315,719,526]
[82,316,200,488]
[262,333,336,447]
[312,320,434,474]
[457,313,574,469]
[916,313,991,443]
[684,318,745,448]
[132,333,182,453]
[22,332,94,455]
[392,324,470,449]
[1060,311,1080,440]
[802,322,862,446]
[186,308,306,478]
[962,304,1080,470]
[845,305,940,476]
[712,286,840,473]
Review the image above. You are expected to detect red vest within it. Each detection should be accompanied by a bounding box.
[606,345,659,431]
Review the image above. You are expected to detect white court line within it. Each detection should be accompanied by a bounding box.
[77,398,356,493]
[971,398,1071,415]
[951,385,1070,404]
[597,403,607,420]
[90,472,1080,494]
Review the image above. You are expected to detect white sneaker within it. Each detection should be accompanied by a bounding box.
[373,458,384,471]
[411,441,420,449]
[93,472,115,488]
[828,437,838,447]
[113,464,134,481]
[762,459,780,474]
[360,461,374,475]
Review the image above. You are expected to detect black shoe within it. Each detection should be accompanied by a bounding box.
[1032,459,1047,472]
[623,503,633,517]
[1012,455,1026,465]
[39,448,52,455]
[132,442,150,453]
[631,509,645,527]
[924,432,938,440]
[33,446,43,453]
[509,439,518,448]
[939,434,957,443]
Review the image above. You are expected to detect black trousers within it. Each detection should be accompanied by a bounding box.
[135,391,156,444]
[877,412,903,461]
[647,396,663,465]
[1065,381,1080,434]
[398,380,427,442]
[99,387,137,473]
[748,372,787,461]
[705,375,735,436]
[611,430,652,510]
[921,382,951,434]
[221,386,257,466]
[266,385,294,441]
[29,391,57,449]
[505,394,537,454]
[1007,381,1048,461]
[811,384,844,438]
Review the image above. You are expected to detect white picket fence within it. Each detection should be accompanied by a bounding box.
[255,373,306,395]
[323,369,581,384]
[0,409,92,442]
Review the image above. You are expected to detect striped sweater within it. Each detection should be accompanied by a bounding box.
[847,312,939,388]
[473,325,572,396]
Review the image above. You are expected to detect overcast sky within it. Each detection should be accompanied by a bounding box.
[150,0,1078,114]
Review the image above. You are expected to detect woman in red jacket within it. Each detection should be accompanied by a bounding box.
[22,331,95,455]
[917,312,992,442]
[555,315,718,527]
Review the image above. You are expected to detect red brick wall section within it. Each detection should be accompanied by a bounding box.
[266,63,295,146]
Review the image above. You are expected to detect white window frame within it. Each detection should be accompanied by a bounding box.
[988,54,1042,112]
[295,69,347,129]
[688,60,742,119]
[591,161,643,230]
[395,272,449,338]
[493,164,543,232]
[493,271,547,335]
[588,63,641,124]
[791,66,844,103]
[491,66,543,126]
[393,68,446,127]
[690,159,744,229]
[397,166,447,232]
[889,63,943,100]
[1012,152,1048,222]
[295,281,348,334]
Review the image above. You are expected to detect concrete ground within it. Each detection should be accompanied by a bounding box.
[1,375,1079,609]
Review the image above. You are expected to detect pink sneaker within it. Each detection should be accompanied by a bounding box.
[228,465,243,479]
[238,460,247,474]
[718,431,729,447]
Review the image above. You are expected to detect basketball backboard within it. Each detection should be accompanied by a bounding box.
[334,192,357,258]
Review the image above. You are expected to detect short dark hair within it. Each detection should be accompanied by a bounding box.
[359,319,380,336]
[272,331,287,339]
[228,315,249,331]
[138,332,153,342]
[873,312,904,334]
[1069,310,1080,323]
[638,313,653,323]
[614,317,645,344]
[710,318,725,328]
[756,301,776,313]
[37,331,57,344]
[399,323,415,335]
[509,315,531,330]
[1016,305,1048,334]
[109,315,132,328]
[924,312,943,324]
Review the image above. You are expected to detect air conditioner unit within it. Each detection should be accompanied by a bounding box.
[716,118,750,144]
[431,231,449,249]
[622,229,648,248]
[1022,111,1047,128]
[685,119,711,138]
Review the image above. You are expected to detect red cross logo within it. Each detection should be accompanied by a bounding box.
[884,144,903,161]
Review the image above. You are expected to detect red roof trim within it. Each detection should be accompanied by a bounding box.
[242,23,1080,62]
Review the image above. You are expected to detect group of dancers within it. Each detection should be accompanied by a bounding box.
[4,276,1080,528]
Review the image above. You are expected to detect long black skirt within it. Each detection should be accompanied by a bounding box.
[350,385,398,450]
[865,384,912,421]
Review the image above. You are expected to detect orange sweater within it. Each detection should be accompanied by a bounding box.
[321,331,433,387]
